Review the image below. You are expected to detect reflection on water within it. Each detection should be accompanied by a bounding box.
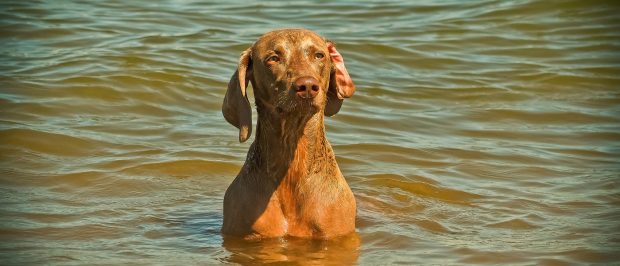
[1,0,620,265]
[222,234,360,265]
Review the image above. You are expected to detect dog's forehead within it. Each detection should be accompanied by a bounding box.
[254,29,325,53]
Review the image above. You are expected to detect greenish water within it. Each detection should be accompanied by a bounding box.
[1,1,619,265]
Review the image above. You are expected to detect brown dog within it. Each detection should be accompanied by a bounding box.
[221,28,356,239]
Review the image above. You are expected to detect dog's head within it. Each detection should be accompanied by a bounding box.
[223,28,355,142]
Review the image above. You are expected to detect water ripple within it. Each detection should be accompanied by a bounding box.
[1,0,619,265]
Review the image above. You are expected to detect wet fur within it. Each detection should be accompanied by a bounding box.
[222,29,356,239]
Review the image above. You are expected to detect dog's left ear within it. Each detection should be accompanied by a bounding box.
[325,42,355,117]
[222,48,253,143]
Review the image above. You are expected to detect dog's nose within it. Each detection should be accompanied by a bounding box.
[294,76,319,99]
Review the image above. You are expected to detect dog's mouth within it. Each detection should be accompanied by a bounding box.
[275,89,322,115]
[276,98,320,114]
[296,97,321,111]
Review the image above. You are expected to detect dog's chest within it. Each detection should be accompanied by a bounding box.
[250,188,336,238]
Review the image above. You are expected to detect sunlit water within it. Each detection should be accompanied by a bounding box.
[1,1,619,265]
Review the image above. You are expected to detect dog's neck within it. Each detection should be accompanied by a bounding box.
[250,109,337,186]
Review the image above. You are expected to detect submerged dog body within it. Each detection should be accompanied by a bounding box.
[221,29,356,239]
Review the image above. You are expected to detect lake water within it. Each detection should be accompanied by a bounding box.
[1,1,619,265]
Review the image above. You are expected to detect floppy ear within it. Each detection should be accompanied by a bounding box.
[222,48,253,143]
[325,42,355,117]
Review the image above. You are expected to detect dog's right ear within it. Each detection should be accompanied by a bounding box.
[222,48,253,143]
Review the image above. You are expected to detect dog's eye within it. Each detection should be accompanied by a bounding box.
[314,53,325,60]
[266,55,280,64]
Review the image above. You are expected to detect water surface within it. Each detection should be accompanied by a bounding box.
[1,1,620,265]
